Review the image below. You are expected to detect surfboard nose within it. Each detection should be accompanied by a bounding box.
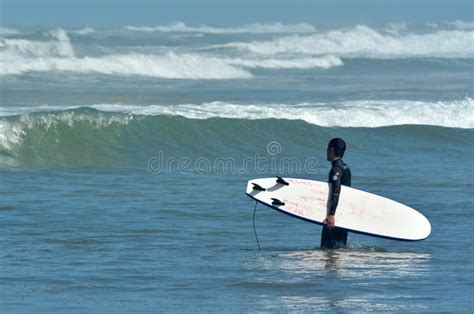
[406,210,431,241]
[419,214,432,240]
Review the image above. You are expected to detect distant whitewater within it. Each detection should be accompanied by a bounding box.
[124,22,317,34]
[1,23,473,78]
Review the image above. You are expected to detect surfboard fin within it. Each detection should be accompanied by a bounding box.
[252,183,266,191]
[276,176,289,186]
[271,198,285,206]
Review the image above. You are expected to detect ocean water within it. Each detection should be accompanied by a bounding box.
[1,22,473,312]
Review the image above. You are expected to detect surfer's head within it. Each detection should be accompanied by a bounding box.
[327,138,346,161]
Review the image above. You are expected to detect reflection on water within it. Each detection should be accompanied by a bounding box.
[276,248,431,279]
[274,294,430,311]
[247,248,432,311]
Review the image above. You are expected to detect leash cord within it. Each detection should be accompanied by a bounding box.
[253,201,261,250]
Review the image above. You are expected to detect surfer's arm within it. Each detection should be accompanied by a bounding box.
[328,166,342,215]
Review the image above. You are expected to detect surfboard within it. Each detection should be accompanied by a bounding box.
[246,177,431,241]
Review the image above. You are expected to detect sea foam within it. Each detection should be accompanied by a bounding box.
[125,22,316,34]
[1,51,254,79]
[3,99,469,129]
[0,27,339,77]
[89,98,474,129]
[2,25,471,79]
[0,28,75,58]
[218,25,474,58]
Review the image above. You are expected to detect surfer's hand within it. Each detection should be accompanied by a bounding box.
[324,215,336,229]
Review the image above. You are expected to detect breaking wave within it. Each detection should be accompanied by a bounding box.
[0,27,20,36]
[0,101,472,168]
[217,25,474,58]
[446,20,474,30]
[1,24,472,78]
[88,98,474,129]
[70,27,96,35]
[1,51,254,79]
[223,55,343,69]
[2,98,472,127]
[124,22,316,34]
[0,28,341,77]
[0,28,75,58]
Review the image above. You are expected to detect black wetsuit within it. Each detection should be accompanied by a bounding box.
[320,158,351,249]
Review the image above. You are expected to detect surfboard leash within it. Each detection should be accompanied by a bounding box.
[253,201,261,250]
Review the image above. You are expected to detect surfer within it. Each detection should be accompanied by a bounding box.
[321,138,351,249]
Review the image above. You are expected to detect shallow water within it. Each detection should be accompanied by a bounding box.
[1,163,473,312]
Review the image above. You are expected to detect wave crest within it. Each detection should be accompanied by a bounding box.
[224,55,343,69]
[2,25,472,78]
[219,25,474,58]
[88,98,474,129]
[0,100,471,168]
[70,27,96,35]
[0,28,75,58]
[0,27,20,36]
[0,109,137,167]
[1,51,254,79]
[2,99,471,128]
[125,22,316,34]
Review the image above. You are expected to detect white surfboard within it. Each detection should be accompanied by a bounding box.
[246,177,431,241]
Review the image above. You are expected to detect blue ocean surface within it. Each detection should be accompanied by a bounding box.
[1,20,473,312]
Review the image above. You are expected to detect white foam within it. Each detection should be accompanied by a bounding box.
[0,105,78,117]
[0,51,253,79]
[448,20,474,30]
[1,46,342,76]
[125,22,316,34]
[384,23,408,35]
[70,27,96,35]
[88,98,474,128]
[224,55,343,69]
[0,29,251,79]
[0,110,136,164]
[0,120,25,153]
[425,23,439,29]
[0,27,19,35]
[0,28,75,58]
[1,99,472,129]
[218,25,474,58]
[3,24,471,79]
